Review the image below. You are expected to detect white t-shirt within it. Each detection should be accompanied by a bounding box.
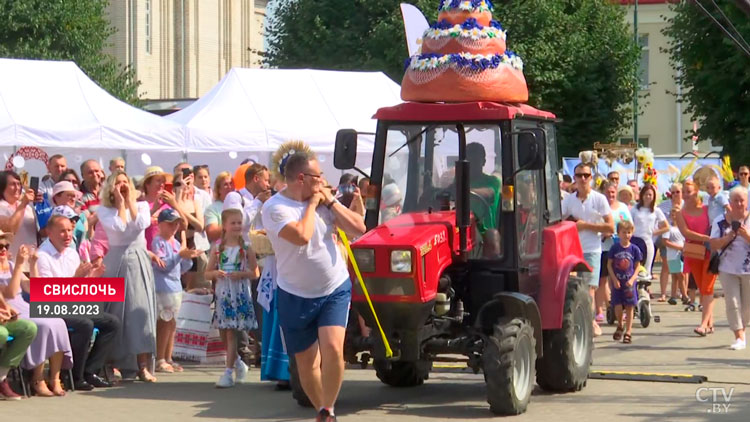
[262,192,349,298]
[561,190,611,253]
[662,226,685,261]
[631,206,667,240]
[710,215,750,275]
[193,188,212,251]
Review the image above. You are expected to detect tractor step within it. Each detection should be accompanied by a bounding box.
[589,370,707,384]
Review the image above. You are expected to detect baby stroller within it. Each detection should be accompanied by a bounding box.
[606,236,660,328]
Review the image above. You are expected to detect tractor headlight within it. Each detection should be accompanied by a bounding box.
[352,248,375,273]
[390,250,413,273]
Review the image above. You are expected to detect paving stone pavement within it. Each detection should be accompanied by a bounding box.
[3,297,749,422]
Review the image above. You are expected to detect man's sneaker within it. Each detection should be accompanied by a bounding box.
[235,359,248,384]
[0,379,22,400]
[730,338,746,350]
[316,408,337,422]
[216,371,235,388]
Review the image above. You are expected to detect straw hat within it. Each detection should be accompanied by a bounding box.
[141,166,168,187]
[0,230,13,240]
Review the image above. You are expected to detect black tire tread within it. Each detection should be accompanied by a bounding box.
[483,317,536,415]
[536,277,593,392]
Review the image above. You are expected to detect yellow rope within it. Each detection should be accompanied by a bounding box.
[338,228,393,358]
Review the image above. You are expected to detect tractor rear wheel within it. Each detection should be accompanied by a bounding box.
[536,277,593,392]
[288,355,313,408]
[373,359,431,387]
[482,318,536,415]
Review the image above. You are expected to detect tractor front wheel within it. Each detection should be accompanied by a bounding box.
[536,277,593,392]
[482,318,536,415]
[373,359,431,387]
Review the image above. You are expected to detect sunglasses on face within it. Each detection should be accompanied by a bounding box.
[575,173,592,179]
[0,244,9,250]
[740,173,749,176]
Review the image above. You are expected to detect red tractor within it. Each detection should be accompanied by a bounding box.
[290,101,593,415]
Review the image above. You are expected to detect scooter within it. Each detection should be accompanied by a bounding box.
[605,274,660,328]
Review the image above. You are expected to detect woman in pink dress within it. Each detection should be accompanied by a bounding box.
[675,181,716,335]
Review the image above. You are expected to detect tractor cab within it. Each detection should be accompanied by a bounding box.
[336,101,563,294]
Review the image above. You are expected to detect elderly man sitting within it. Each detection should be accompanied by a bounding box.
[36,212,121,390]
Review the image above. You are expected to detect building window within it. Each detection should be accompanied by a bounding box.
[145,0,152,54]
[638,34,649,89]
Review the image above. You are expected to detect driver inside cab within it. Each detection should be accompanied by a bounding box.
[466,143,501,234]
[466,143,502,257]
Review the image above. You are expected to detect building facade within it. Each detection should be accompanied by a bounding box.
[105,0,268,100]
[619,0,711,155]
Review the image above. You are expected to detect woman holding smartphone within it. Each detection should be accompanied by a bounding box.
[0,171,38,272]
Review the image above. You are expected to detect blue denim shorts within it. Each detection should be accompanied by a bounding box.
[581,252,602,288]
[277,280,352,355]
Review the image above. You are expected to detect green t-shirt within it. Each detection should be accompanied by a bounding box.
[470,174,501,233]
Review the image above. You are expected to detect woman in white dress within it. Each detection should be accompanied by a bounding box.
[631,183,669,279]
[98,171,158,382]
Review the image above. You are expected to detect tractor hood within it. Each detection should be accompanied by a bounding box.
[354,211,468,255]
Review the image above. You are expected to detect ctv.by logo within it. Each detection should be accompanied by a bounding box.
[696,387,734,414]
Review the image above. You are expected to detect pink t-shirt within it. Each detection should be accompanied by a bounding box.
[145,200,171,252]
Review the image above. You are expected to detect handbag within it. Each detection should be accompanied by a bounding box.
[683,242,707,260]
[708,220,740,274]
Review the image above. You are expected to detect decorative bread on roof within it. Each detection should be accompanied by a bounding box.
[401,0,529,103]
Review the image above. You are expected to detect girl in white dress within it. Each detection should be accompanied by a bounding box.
[205,208,259,388]
[631,183,669,279]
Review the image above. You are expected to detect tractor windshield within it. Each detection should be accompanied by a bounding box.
[378,124,503,255]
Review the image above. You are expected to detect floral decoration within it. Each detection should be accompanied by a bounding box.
[405,51,524,72]
[439,0,494,12]
[425,18,506,41]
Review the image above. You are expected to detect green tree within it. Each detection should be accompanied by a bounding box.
[663,2,750,163]
[0,0,140,105]
[266,0,640,157]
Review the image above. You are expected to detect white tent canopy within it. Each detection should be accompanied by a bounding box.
[167,68,402,153]
[0,58,185,151]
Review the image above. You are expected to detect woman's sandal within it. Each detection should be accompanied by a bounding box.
[50,378,66,397]
[138,368,157,383]
[32,380,54,397]
[694,327,708,337]
[167,361,184,373]
[155,361,174,373]
[707,326,715,334]
[613,326,624,341]
[623,333,632,344]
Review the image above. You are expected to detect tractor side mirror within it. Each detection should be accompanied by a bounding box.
[334,129,358,170]
[517,129,545,171]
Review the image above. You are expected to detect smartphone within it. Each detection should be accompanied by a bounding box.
[732,220,741,232]
[29,176,39,193]
[182,168,192,178]
[164,183,173,194]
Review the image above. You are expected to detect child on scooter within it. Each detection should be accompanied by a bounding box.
[608,220,643,344]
